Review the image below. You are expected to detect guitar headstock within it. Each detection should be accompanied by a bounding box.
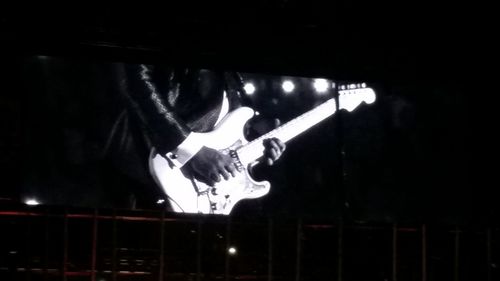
[338,83,376,112]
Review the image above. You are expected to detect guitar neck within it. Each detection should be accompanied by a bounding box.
[237,98,337,164]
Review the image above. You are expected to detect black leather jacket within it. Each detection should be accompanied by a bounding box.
[113,63,250,156]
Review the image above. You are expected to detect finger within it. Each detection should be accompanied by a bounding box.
[225,164,237,177]
[207,179,216,186]
[274,118,281,128]
[221,154,234,165]
[220,168,231,181]
[264,151,277,165]
[210,171,221,183]
[269,147,278,161]
[269,139,285,160]
[263,139,274,153]
[269,139,280,151]
[275,138,286,152]
[266,157,273,166]
[263,138,270,148]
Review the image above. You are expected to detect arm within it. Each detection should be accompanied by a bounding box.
[114,63,202,165]
[114,64,237,185]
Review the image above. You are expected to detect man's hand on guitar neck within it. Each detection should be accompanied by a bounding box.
[187,138,286,186]
[251,118,286,166]
[263,138,286,166]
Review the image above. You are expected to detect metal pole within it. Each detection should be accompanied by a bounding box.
[268,218,274,281]
[422,224,427,281]
[44,212,49,281]
[487,228,492,281]
[62,212,68,281]
[393,223,398,281]
[197,219,203,281]
[225,218,231,281]
[112,211,117,281]
[91,210,98,281]
[295,218,302,281]
[159,212,165,281]
[337,220,343,281]
[454,226,460,281]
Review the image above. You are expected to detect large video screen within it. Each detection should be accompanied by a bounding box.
[0,55,470,220]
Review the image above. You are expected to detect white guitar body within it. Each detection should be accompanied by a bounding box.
[149,107,270,215]
[149,85,375,215]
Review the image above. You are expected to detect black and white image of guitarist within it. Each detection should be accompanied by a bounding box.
[113,64,374,215]
[114,64,287,214]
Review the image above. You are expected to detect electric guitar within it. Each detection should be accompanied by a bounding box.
[149,84,376,215]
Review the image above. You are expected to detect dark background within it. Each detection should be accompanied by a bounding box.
[0,1,477,224]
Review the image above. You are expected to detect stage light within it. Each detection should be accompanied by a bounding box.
[244,83,256,95]
[313,79,329,93]
[282,80,295,93]
[157,199,165,204]
[228,247,237,255]
[25,199,40,206]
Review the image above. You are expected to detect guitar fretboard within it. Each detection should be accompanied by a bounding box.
[237,98,337,164]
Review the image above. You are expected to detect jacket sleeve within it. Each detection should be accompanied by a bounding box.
[113,63,192,155]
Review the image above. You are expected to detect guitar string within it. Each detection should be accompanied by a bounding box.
[237,98,336,161]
